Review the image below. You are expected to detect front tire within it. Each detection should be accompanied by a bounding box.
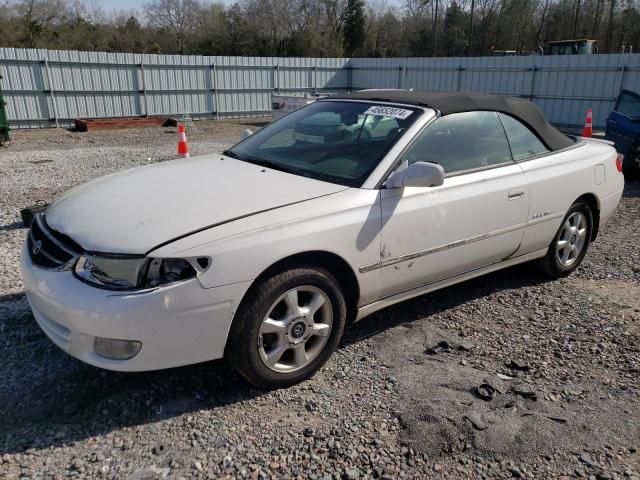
[538,201,593,278]
[227,267,347,389]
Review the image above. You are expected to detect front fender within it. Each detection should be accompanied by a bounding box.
[149,189,383,306]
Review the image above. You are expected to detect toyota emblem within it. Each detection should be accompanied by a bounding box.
[32,239,42,255]
[292,322,306,339]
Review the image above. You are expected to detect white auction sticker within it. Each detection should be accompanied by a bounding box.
[363,105,413,119]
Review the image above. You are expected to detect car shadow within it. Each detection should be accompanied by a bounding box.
[0,221,26,232]
[0,262,550,455]
[623,181,640,198]
[344,262,550,346]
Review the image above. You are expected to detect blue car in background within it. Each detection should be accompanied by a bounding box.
[606,90,640,178]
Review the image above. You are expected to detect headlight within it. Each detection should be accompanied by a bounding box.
[74,255,147,289]
[74,255,203,290]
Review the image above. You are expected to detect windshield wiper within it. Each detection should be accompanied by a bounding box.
[223,149,244,160]
[225,150,302,177]
[240,157,299,176]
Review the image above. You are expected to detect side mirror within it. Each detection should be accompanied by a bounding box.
[240,128,253,141]
[386,161,445,188]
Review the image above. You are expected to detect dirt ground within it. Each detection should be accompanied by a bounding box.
[2,118,268,152]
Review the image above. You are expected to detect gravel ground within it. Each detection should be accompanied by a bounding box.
[0,124,639,480]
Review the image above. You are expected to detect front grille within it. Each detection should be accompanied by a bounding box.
[28,214,81,270]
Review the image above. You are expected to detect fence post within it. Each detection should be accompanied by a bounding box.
[42,57,59,127]
[456,65,464,91]
[212,63,219,120]
[528,65,536,101]
[275,64,280,94]
[313,65,318,94]
[397,65,403,89]
[616,64,626,96]
[140,60,149,117]
[347,65,352,93]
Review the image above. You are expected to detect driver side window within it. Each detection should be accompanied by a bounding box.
[404,111,513,174]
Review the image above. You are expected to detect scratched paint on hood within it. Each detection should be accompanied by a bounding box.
[46,153,346,254]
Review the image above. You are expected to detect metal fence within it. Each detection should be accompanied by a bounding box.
[1,48,639,129]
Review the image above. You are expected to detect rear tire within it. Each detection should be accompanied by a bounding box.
[538,201,593,278]
[226,267,347,389]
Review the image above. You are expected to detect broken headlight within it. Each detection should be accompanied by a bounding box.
[145,258,200,288]
[74,255,204,290]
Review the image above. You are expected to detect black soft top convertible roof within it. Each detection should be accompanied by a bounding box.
[328,90,574,151]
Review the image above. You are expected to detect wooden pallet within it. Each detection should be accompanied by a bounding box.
[74,117,178,132]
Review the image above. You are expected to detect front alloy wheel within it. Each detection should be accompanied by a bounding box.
[227,267,347,389]
[258,286,333,373]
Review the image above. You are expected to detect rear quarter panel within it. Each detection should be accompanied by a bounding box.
[518,140,624,254]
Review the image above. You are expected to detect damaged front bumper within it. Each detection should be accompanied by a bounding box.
[20,241,251,371]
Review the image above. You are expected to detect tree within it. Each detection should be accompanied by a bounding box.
[0,0,638,58]
[321,0,348,55]
[364,5,404,57]
[343,0,366,56]
[534,0,551,47]
[571,0,581,38]
[432,0,439,56]
[16,0,65,47]
[606,0,616,52]
[442,1,467,55]
[590,0,606,37]
[144,0,200,54]
[191,3,230,55]
[469,0,475,54]
[108,15,148,53]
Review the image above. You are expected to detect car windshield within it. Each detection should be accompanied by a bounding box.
[226,100,421,187]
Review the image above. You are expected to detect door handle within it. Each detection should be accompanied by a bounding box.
[508,190,525,200]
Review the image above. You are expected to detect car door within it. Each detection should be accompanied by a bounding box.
[606,90,640,157]
[376,111,530,298]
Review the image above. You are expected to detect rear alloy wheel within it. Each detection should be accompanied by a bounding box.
[555,211,589,267]
[538,202,593,278]
[227,267,346,389]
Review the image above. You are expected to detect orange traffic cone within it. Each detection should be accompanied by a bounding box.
[177,123,190,158]
[582,108,593,138]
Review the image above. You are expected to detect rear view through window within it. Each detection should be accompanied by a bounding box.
[498,113,549,160]
[404,111,513,174]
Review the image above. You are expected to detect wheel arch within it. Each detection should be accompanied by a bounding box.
[237,250,360,323]
[574,193,600,241]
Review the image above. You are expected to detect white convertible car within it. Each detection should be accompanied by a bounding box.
[21,91,624,388]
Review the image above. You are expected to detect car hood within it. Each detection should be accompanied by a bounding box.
[46,154,347,254]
